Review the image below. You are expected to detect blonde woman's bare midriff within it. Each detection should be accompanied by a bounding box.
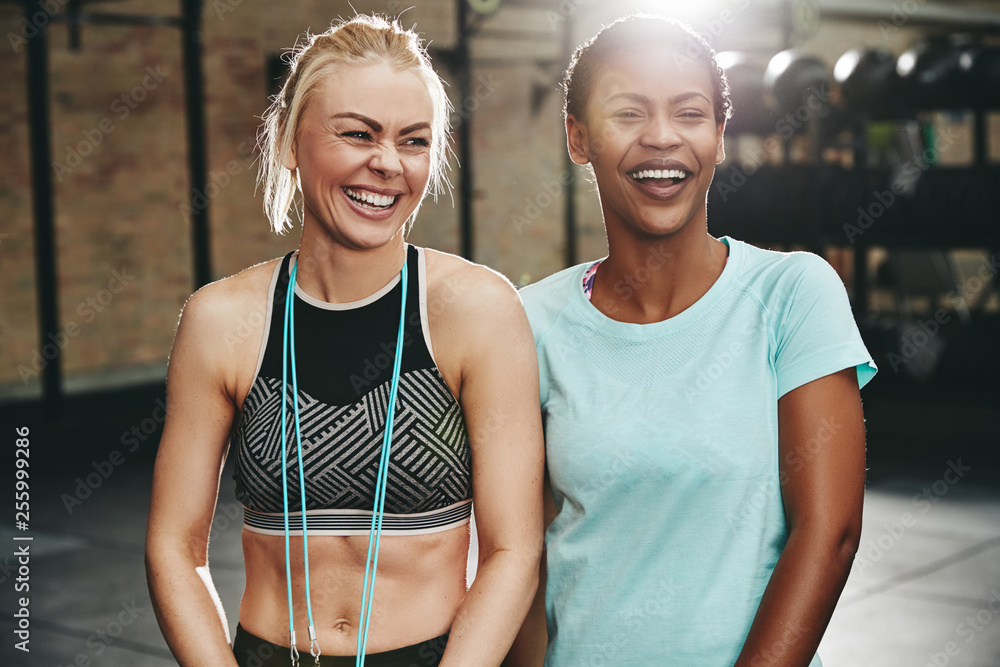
[239,525,470,655]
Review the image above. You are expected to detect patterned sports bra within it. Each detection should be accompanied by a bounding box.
[231,246,472,536]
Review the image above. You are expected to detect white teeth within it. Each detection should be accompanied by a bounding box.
[344,188,396,209]
[630,169,688,181]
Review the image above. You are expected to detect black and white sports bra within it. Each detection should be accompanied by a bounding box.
[231,245,472,536]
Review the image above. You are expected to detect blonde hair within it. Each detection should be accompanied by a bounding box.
[258,15,452,234]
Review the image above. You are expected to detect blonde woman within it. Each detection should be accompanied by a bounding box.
[146,15,543,667]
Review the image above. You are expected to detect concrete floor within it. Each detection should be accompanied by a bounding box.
[1,387,998,666]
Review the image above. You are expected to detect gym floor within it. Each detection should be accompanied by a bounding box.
[0,384,997,666]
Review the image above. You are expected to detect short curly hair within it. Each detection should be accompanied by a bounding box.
[564,14,732,126]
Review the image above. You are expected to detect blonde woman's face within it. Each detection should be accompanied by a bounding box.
[286,62,434,250]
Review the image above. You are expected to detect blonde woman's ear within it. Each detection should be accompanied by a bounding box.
[282,140,298,171]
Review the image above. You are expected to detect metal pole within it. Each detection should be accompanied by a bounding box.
[26,0,62,417]
[852,119,869,318]
[562,11,577,268]
[457,0,474,261]
[973,108,987,167]
[181,0,211,288]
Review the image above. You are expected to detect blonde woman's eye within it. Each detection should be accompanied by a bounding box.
[406,137,430,147]
[342,131,373,141]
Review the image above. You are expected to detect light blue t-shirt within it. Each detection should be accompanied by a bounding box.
[520,237,876,666]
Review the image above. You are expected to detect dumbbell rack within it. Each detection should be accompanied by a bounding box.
[708,39,1000,397]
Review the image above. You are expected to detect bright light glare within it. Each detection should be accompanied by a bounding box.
[715,51,746,72]
[833,49,861,84]
[627,0,738,24]
[896,51,916,77]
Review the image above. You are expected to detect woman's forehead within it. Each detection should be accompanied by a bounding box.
[311,62,434,122]
[590,48,715,102]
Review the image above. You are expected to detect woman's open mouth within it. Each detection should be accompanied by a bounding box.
[626,168,691,199]
[343,187,399,211]
[628,168,689,186]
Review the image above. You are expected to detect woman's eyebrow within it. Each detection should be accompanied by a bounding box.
[400,122,431,135]
[331,113,429,136]
[603,91,711,106]
[332,112,382,132]
[604,92,650,106]
[669,91,712,105]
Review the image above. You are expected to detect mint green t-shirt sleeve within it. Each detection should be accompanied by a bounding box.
[772,253,877,398]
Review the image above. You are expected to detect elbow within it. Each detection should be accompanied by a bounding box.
[145,527,209,576]
[833,515,863,572]
[480,544,542,593]
[788,514,862,574]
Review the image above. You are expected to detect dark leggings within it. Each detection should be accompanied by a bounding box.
[232,624,448,667]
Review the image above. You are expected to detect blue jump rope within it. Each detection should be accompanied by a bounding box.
[280,258,408,667]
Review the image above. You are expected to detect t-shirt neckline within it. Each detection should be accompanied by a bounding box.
[572,236,741,338]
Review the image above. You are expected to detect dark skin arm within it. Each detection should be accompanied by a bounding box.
[505,369,865,667]
[734,367,867,666]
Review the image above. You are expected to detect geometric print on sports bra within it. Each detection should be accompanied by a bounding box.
[233,367,472,535]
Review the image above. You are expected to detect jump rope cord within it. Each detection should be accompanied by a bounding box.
[281,257,409,667]
[281,262,303,667]
[288,263,321,663]
[356,261,408,665]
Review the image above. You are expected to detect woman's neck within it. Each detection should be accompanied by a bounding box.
[293,231,407,304]
[592,225,727,324]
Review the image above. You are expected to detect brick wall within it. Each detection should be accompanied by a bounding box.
[0,0,946,392]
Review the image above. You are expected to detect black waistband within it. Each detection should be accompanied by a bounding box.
[232,624,448,667]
